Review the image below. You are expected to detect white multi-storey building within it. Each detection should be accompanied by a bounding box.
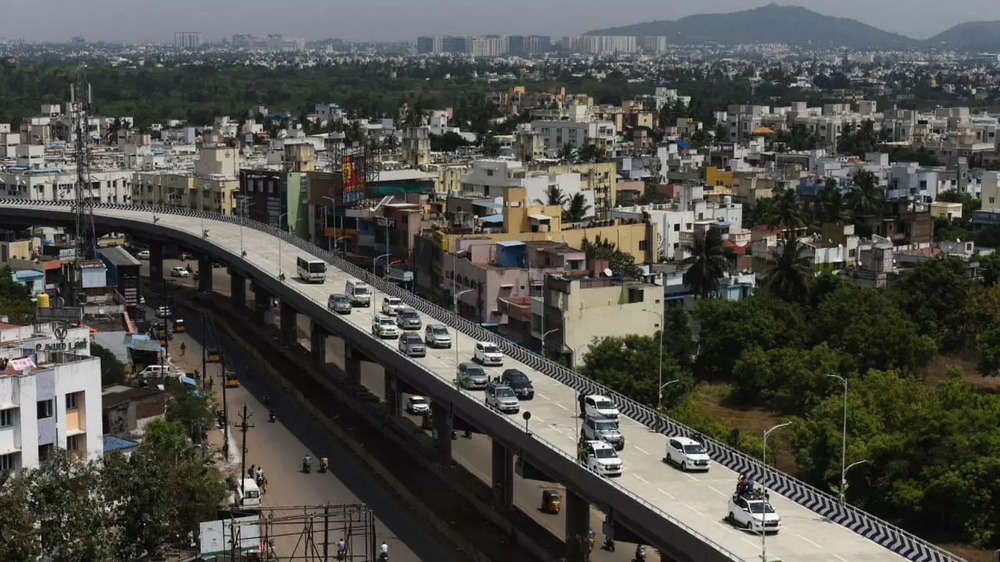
[0,145,133,204]
[0,344,103,471]
[458,159,596,219]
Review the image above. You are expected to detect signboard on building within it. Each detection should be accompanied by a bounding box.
[342,155,363,193]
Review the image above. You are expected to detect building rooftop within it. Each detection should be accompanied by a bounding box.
[99,245,141,267]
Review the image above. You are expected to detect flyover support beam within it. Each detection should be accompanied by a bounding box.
[279,301,297,347]
[229,270,246,309]
[384,369,401,417]
[198,256,213,293]
[565,489,590,562]
[310,320,327,366]
[344,342,362,387]
[253,284,270,325]
[431,400,453,462]
[491,439,514,510]
[149,241,163,284]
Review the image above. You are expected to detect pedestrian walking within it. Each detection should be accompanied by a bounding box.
[248,464,256,480]
[180,342,186,356]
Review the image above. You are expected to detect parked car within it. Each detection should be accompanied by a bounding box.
[500,369,534,399]
[484,381,520,413]
[582,414,625,450]
[396,308,422,330]
[581,440,623,477]
[398,332,426,357]
[473,341,503,366]
[371,314,400,339]
[727,495,781,533]
[406,395,430,416]
[457,362,488,390]
[664,436,711,472]
[327,293,352,314]
[381,296,403,316]
[424,324,452,348]
[170,266,190,278]
[583,394,619,420]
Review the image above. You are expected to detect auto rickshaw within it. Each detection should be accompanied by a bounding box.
[540,488,562,514]
[173,318,186,333]
[224,370,239,388]
[206,347,221,362]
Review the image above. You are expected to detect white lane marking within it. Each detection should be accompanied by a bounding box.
[741,537,759,548]
[634,445,650,455]
[832,554,850,562]
[795,534,823,549]
[707,485,727,497]
[656,487,675,499]
[538,393,550,400]
[554,402,569,411]
[633,474,649,484]
[681,502,701,513]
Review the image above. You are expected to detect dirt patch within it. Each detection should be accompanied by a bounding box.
[922,354,1000,393]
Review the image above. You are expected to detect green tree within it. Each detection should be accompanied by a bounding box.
[580,235,641,278]
[558,143,575,162]
[581,334,687,408]
[892,256,971,351]
[763,239,813,303]
[765,188,805,237]
[482,135,500,157]
[577,143,606,163]
[91,343,127,386]
[815,178,844,223]
[682,229,728,298]
[0,471,39,560]
[30,452,114,561]
[977,253,1000,287]
[165,390,215,445]
[976,325,1000,376]
[0,266,35,325]
[846,170,884,222]
[102,449,174,559]
[563,193,591,223]
[732,343,852,412]
[543,185,567,206]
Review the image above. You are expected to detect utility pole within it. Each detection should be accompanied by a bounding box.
[237,404,255,490]
[201,315,207,390]
[162,276,169,364]
[323,504,330,561]
[219,341,230,461]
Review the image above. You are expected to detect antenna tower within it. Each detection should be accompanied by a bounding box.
[71,71,98,260]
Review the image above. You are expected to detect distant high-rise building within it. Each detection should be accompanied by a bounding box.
[509,35,551,57]
[470,35,508,57]
[416,36,434,54]
[441,36,468,54]
[174,31,200,49]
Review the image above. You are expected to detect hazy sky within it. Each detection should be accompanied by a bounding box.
[2,0,999,43]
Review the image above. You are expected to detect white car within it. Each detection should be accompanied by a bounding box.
[664,436,711,471]
[371,314,400,339]
[583,394,619,420]
[728,495,782,533]
[170,266,190,278]
[136,249,150,260]
[473,341,503,366]
[582,440,623,477]
[381,296,403,316]
[406,395,430,416]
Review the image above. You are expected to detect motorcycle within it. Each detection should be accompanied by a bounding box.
[319,457,329,473]
[302,455,312,473]
[634,544,647,562]
[268,410,276,423]
[587,529,596,553]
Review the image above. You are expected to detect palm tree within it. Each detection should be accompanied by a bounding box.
[683,229,728,298]
[846,170,884,221]
[563,193,591,222]
[816,178,844,224]
[542,185,567,207]
[766,188,804,239]
[763,239,813,302]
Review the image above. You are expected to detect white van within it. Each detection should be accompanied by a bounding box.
[238,478,261,509]
[138,364,171,379]
[345,279,372,307]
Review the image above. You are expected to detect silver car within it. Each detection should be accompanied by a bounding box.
[327,293,352,314]
[396,308,422,330]
[424,324,452,348]
[398,333,426,357]
[485,382,520,414]
[457,362,488,390]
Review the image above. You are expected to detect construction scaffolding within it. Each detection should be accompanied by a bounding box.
[208,503,378,562]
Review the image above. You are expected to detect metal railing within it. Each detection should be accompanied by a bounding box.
[0,198,963,562]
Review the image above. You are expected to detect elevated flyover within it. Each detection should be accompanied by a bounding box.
[0,200,962,562]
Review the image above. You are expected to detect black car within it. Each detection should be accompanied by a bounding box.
[501,369,534,399]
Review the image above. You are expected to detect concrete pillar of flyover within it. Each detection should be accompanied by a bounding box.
[344,342,362,388]
[149,241,163,284]
[229,270,246,309]
[198,256,213,293]
[565,489,590,562]
[431,400,453,462]
[253,284,270,325]
[279,301,297,347]
[491,439,514,510]
[384,369,401,417]
[310,320,327,366]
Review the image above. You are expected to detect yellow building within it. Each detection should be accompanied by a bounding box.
[705,166,734,189]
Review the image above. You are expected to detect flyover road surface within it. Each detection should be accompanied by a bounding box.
[6,203,939,562]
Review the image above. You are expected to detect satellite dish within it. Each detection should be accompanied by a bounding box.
[603,268,613,277]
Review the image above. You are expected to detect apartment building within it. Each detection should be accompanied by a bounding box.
[0,347,103,470]
[0,145,132,204]
[530,119,616,157]
[458,159,595,219]
[132,142,240,214]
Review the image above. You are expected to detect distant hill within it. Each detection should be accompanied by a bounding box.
[586,4,918,49]
[926,21,1000,52]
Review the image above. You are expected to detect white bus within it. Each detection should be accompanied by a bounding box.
[297,257,327,283]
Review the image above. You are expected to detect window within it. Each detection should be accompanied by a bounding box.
[0,453,18,471]
[37,400,53,419]
[65,393,78,410]
[673,224,680,232]
[38,444,54,461]
[639,240,649,251]
[0,408,14,427]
